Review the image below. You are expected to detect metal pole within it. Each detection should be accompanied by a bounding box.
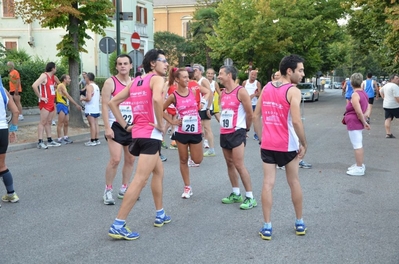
[106,39,110,77]
[133,50,137,76]
[116,0,121,56]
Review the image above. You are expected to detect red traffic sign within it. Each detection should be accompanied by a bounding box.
[131,32,140,50]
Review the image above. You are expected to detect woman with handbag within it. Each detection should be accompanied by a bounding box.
[343,73,370,176]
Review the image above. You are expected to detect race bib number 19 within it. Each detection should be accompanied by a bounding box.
[220,109,234,129]
[182,115,198,133]
[120,105,133,125]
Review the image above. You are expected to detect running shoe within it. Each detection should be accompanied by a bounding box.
[118,187,127,199]
[85,141,97,147]
[239,197,257,210]
[2,192,19,203]
[52,120,56,126]
[253,134,259,141]
[221,193,243,204]
[108,224,139,240]
[299,160,312,169]
[188,158,199,167]
[47,141,61,147]
[18,115,24,121]
[161,141,168,149]
[167,128,172,135]
[103,189,115,205]
[37,142,48,149]
[259,227,272,240]
[181,186,193,199]
[347,163,365,171]
[276,165,286,170]
[154,214,171,227]
[63,138,73,144]
[203,149,216,157]
[203,139,210,149]
[346,166,365,176]
[58,139,67,145]
[95,140,101,145]
[169,140,178,150]
[295,222,307,236]
[160,154,167,162]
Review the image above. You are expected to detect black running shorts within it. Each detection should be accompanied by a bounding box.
[220,128,246,150]
[261,149,298,167]
[128,138,161,156]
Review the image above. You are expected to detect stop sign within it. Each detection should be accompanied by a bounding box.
[131,32,140,50]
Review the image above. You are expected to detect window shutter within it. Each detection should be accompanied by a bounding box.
[136,6,140,22]
[144,8,147,24]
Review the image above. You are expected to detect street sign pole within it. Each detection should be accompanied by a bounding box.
[116,0,121,55]
[106,40,109,77]
[133,50,136,76]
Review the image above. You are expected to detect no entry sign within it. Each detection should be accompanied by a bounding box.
[131,32,140,50]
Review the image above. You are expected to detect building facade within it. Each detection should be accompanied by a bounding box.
[0,0,154,77]
[153,0,197,38]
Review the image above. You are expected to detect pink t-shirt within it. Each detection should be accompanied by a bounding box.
[219,86,247,134]
[174,90,202,134]
[130,74,163,140]
[260,82,299,152]
[108,76,134,125]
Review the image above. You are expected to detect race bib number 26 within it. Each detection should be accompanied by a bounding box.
[182,115,198,133]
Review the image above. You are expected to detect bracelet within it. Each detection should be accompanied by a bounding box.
[206,108,210,111]
[246,128,250,132]
[9,124,18,132]
[124,123,129,130]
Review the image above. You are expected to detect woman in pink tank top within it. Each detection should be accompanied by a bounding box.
[163,68,206,199]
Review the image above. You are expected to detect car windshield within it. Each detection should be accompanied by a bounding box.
[296,84,313,90]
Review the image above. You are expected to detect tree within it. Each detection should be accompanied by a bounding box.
[207,0,346,81]
[154,32,189,67]
[15,0,114,127]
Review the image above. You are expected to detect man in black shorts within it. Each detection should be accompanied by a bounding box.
[379,74,399,138]
[253,54,308,240]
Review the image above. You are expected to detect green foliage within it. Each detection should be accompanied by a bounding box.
[109,51,118,76]
[154,32,188,67]
[96,77,107,91]
[1,57,67,107]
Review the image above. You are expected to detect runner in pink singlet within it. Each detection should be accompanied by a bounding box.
[253,54,308,240]
[107,49,171,240]
[163,68,210,199]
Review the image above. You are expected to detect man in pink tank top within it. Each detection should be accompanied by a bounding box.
[253,54,308,240]
[107,49,171,240]
[218,65,257,210]
[101,54,136,205]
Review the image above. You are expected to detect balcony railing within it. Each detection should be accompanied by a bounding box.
[134,22,147,37]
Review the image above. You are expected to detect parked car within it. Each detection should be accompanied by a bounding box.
[333,82,341,89]
[297,83,319,102]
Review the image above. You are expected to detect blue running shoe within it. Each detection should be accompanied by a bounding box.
[154,215,171,227]
[259,227,272,240]
[295,222,307,236]
[108,224,140,240]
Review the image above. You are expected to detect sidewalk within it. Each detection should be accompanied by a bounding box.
[8,107,104,152]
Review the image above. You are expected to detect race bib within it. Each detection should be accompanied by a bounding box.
[120,105,133,125]
[182,115,198,133]
[220,109,234,129]
[50,85,55,95]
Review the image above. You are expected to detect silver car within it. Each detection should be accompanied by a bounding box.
[297,83,319,102]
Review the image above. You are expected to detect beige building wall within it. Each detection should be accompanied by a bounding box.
[154,6,195,37]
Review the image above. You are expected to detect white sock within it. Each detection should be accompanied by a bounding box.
[245,191,253,199]
[232,187,240,195]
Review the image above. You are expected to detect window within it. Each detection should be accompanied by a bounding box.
[122,43,127,53]
[3,0,15,17]
[4,41,17,50]
[136,6,147,24]
[181,16,192,38]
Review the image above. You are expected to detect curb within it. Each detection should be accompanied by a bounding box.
[8,131,105,153]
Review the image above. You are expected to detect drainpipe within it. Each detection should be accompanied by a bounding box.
[27,23,34,47]
[166,6,169,31]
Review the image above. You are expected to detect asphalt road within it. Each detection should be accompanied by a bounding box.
[2,89,399,264]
